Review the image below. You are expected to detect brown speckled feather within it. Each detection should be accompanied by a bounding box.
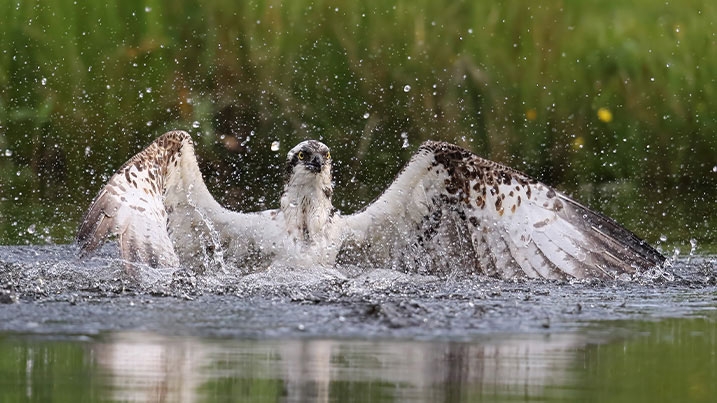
[340,141,665,279]
[77,131,188,267]
[77,131,287,272]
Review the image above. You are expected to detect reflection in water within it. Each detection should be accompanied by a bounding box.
[2,315,715,402]
[93,332,583,402]
[96,334,204,402]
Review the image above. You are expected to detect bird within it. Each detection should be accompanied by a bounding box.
[77,130,665,280]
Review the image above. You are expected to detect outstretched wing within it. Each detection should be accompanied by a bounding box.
[339,141,665,279]
[77,130,279,270]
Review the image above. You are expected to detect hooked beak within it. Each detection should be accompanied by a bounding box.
[305,155,324,173]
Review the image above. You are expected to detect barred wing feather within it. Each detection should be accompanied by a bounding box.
[341,141,665,279]
[76,131,277,270]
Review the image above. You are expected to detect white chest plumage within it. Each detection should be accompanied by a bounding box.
[280,167,334,243]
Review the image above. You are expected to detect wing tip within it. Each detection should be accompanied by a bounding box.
[158,129,192,145]
[561,195,666,271]
[76,196,117,257]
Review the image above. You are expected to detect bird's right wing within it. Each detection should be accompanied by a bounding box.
[77,130,280,271]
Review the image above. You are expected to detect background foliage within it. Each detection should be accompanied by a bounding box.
[0,0,715,252]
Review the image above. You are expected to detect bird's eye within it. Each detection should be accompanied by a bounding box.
[298,151,305,160]
[326,152,331,160]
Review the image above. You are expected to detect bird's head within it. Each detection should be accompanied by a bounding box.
[284,140,333,190]
[282,140,334,235]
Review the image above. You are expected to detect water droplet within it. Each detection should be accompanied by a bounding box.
[27,224,36,234]
[659,234,667,242]
[41,77,47,86]
[400,132,409,149]
[270,141,280,152]
[84,146,91,157]
[4,149,12,157]
[363,112,370,119]
[192,121,200,128]
[712,166,717,173]
[144,6,151,12]
[689,238,698,255]
[403,85,411,92]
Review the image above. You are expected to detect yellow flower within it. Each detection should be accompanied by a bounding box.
[525,108,537,121]
[597,107,613,123]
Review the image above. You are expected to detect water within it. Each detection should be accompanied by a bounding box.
[1,245,716,402]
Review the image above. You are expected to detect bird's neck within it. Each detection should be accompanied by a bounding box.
[280,170,334,242]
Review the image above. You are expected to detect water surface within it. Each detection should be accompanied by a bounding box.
[1,245,715,401]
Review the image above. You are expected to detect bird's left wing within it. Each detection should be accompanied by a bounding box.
[339,141,665,279]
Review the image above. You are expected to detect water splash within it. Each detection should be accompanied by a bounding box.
[185,184,227,273]
[635,257,675,282]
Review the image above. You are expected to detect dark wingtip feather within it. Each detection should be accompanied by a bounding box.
[559,195,666,272]
[76,193,117,256]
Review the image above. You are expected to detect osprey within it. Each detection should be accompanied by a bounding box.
[77,130,665,279]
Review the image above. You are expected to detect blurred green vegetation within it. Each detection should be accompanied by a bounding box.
[0,0,715,252]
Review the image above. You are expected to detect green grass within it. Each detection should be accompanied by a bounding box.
[0,0,715,252]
